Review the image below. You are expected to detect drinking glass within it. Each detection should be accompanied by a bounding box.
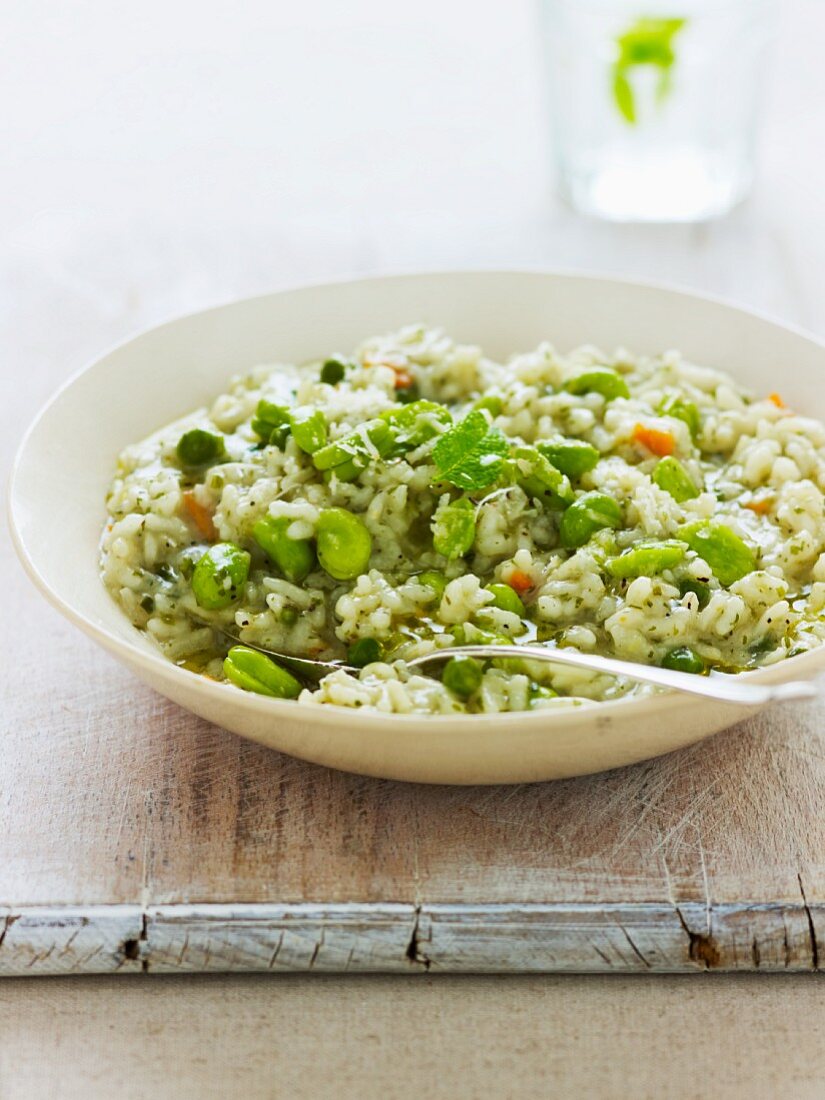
[540,0,775,221]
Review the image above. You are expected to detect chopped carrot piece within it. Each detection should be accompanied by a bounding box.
[767,392,785,408]
[392,368,414,390]
[743,497,773,515]
[632,423,675,457]
[182,490,217,541]
[507,570,533,596]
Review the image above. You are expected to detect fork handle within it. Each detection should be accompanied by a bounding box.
[406,645,819,707]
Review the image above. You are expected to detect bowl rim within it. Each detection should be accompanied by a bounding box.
[10,266,825,733]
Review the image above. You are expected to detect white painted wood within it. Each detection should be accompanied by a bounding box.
[145,904,418,974]
[0,907,144,977]
[420,903,818,972]
[0,903,820,976]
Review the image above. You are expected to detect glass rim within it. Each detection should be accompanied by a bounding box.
[540,0,774,13]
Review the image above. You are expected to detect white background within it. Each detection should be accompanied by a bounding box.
[2,0,824,454]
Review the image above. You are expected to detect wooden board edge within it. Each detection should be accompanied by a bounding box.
[0,902,820,976]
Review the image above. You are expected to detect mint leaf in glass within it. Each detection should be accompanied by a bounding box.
[612,16,687,126]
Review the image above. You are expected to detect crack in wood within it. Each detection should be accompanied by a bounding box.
[267,932,285,970]
[617,924,650,969]
[308,929,325,970]
[592,944,612,967]
[797,872,819,971]
[405,906,430,970]
[121,911,149,971]
[0,913,18,952]
[673,904,719,969]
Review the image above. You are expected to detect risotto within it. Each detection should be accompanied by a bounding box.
[100,326,825,714]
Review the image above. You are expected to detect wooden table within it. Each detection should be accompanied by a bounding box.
[3,0,825,982]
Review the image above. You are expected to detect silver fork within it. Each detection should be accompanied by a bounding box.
[210,625,818,706]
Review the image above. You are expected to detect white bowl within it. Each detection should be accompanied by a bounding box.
[10,271,825,784]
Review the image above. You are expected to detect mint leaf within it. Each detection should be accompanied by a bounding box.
[612,16,687,125]
[612,70,635,124]
[432,410,510,491]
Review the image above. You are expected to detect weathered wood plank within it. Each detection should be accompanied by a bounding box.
[0,906,144,977]
[0,903,821,975]
[145,904,418,973]
[406,902,820,972]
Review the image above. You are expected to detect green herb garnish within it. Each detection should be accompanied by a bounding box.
[612,16,687,125]
[432,410,510,491]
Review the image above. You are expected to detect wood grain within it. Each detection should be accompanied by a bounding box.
[0,899,821,975]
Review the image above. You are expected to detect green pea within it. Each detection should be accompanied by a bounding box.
[659,396,701,441]
[251,400,291,448]
[661,646,705,675]
[252,515,315,583]
[473,394,503,417]
[432,497,476,559]
[320,358,347,385]
[223,645,302,698]
[316,508,372,580]
[280,606,298,625]
[605,539,687,578]
[559,492,622,549]
[678,578,711,608]
[652,456,699,502]
[191,542,251,609]
[513,446,574,508]
[348,637,382,667]
[290,408,328,454]
[443,655,484,697]
[485,583,526,616]
[564,367,630,402]
[537,437,600,478]
[418,570,447,600]
[176,428,226,467]
[679,521,757,587]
